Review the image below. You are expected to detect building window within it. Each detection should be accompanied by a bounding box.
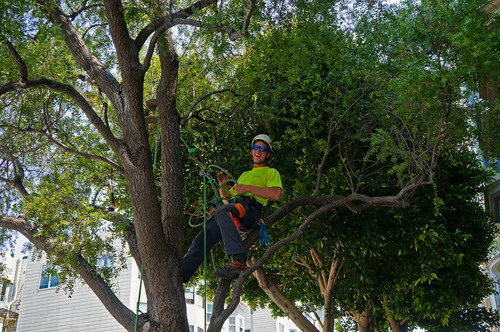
[189,325,194,332]
[494,195,500,224]
[229,316,236,332]
[185,287,195,305]
[96,255,114,279]
[290,330,297,332]
[197,327,203,332]
[7,283,14,302]
[197,294,205,308]
[97,255,113,269]
[138,302,147,313]
[39,265,59,289]
[207,302,213,322]
[0,280,9,302]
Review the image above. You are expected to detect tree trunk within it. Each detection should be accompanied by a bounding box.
[322,293,335,332]
[388,315,409,332]
[207,279,232,332]
[352,311,373,332]
[139,29,188,332]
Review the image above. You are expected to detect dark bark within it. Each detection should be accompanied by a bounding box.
[152,29,189,331]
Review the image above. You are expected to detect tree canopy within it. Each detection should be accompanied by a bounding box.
[0,0,499,331]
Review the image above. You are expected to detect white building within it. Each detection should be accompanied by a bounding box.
[0,253,26,332]
[15,253,139,332]
[3,252,315,332]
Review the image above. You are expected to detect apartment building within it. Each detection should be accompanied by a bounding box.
[15,254,138,332]
[0,253,26,332]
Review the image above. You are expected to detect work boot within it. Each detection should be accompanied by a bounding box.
[215,254,248,279]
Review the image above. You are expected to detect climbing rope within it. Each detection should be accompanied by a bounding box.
[181,136,239,330]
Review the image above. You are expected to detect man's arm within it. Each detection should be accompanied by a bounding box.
[217,172,232,204]
[232,184,282,201]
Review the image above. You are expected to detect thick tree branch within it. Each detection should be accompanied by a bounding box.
[210,278,232,330]
[252,266,319,332]
[310,248,328,293]
[141,17,202,73]
[36,0,122,111]
[0,77,124,161]
[0,213,141,331]
[135,0,218,49]
[228,0,256,40]
[0,151,30,198]
[323,258,344,332]
[384,294,409,332]
[0,35,28,84]
[103,0,139,74]
[106,212,141,268]
[142,29,164,74]
[350,310,374,332]
[76,253,140,331]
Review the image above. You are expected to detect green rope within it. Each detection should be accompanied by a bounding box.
[188,166,236,227]
[203,173,207,331]
[181,138,241,328]
[134,265,144,332]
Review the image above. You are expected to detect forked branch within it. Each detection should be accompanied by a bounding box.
[210,184,426,330]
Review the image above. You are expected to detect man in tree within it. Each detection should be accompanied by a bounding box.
[182,134,282,281]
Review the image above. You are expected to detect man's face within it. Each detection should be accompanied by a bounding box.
[252,141,270,164]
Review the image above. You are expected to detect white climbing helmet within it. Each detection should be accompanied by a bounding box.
[252,134,273,153]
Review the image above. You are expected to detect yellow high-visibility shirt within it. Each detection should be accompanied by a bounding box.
[229,166,282,206]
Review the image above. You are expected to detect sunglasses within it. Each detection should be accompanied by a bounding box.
[253,145,268,152]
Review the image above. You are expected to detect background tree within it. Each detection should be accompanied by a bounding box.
[203,0,499,331]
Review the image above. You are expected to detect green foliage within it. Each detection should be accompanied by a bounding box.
[197,0,500,329]
[0,0,498,329]
[418,306,500,332]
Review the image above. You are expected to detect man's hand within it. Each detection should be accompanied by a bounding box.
[217,171,230,185]
[233,184,249,195]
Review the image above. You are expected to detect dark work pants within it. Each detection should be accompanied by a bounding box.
[182,199,261,283]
